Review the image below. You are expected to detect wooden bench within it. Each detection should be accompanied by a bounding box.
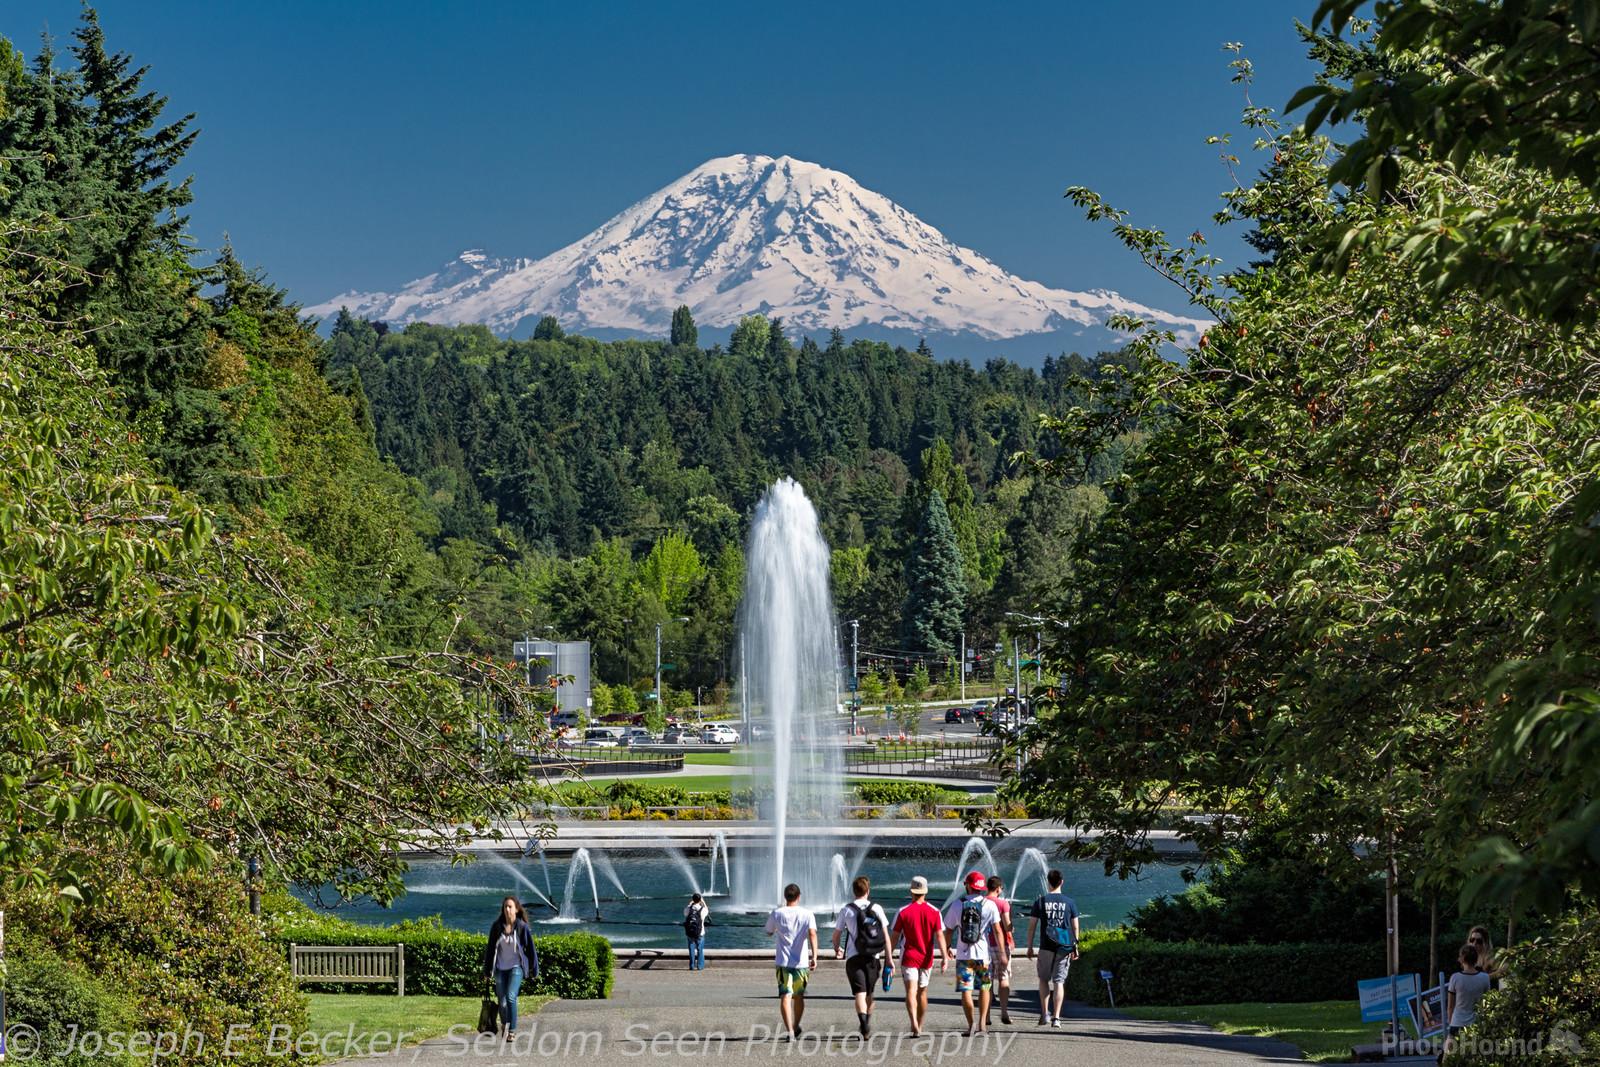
[289,943,405,996]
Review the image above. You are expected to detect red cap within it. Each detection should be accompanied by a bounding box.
[965,871,987,891]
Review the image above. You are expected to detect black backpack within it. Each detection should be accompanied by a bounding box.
[684,905,704,938]
[958,896,985,946]
[851,903,886,956]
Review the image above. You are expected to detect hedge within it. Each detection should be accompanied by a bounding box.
[1,938,139,1067]
[1066,930,1439,1006]
[273,912,613,999]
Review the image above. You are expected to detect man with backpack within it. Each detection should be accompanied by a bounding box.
[832,875,894,1037]
[1024,869,1080,1028]
[942,871,1005,1036]
[683,892,710,970]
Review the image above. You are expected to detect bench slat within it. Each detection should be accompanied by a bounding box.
[289,944,405,996]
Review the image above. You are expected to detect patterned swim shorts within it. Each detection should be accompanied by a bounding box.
[776,966,811,996]
[955,960,991,992]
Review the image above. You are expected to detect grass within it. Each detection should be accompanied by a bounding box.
[1118,1001,1382,1063]
[304,992,553,1049]
[682,751,741,766]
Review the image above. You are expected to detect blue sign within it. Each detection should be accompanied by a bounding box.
[1357,974,1419,1022]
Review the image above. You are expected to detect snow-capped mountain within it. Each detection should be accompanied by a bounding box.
[307,153,1204,345]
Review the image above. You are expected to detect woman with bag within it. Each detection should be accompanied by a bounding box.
[482,896,540,1039]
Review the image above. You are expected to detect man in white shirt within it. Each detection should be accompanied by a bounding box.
[832,874,895,1037]
[765,882,819,1040]
[942,871,1005,1036]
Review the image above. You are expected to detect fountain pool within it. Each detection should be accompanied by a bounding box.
[297,847,1192,949]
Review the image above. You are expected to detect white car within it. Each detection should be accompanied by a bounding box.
[701,725,739,744]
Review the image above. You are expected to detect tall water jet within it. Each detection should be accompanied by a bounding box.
[1010,847,1051,903]
[707,831,731,896]
[943,837,1000,908]
[735,478,845,907]
[558,847,603,921]
[828,852,851,912]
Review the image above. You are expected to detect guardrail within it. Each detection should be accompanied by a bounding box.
[526,750,685,776]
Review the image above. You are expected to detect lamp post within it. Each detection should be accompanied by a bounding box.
[849,619,860,737]
[655,616,690,717]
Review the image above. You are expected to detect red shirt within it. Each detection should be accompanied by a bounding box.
[892,899,945,969]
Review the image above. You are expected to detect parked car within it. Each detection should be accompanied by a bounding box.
[620,727,657,746]
[943,706,968,723]
[550,709,580,730]
[970,699,995,720]
[749,722,772,742]
[702,724,739,744]
[580,726,625,747]
[662,725,701,744]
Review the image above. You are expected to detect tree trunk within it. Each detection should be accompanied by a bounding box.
[1428,892,1438,983]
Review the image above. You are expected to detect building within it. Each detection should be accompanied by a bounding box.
[512,639,592,716]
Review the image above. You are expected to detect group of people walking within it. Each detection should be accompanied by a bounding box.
[753,868,1080,1040]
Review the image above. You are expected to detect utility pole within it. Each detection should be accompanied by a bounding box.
[959,632,967,702]
[1012,634,1024,776]
[655,622,664,716]
[850,619,860,737]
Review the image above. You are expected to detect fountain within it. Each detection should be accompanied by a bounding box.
[828,852,851,912]
[557,847,603,921]
[943,836,1000,908]
[589,848,630,899]
[734,478,845,908]
[707,831,731,896]
[479,851,556,910]
[1010,847,1051,903]
[520,838,556,902]
[663,845,703,895]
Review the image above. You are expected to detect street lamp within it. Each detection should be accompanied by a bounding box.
[655,616,691,717]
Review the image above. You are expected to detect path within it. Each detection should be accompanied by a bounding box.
[330,965,1304,1066]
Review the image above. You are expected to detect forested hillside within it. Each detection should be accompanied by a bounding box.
[327,305,1129,689]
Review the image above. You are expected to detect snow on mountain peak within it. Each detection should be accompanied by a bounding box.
[306,154,1206,344]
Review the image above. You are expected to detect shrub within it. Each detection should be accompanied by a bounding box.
[1067,928,1437,1006]
[1446,912,1598,1065]
[853,781,966,806]
[2,938,138,1067]
[269,902,612,999]
[2,866,308,1067]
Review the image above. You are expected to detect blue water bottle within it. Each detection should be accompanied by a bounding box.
[882,959,894,992]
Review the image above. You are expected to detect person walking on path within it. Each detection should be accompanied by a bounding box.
[482,896,540,1040]
[684,892,710,970]
[942,871,1005,1037]
[765,882,819,1041]
[983,875,1016,1026]
[890,875,949,1037]
[833,875,895,1037]
[1024,868,1079,1028]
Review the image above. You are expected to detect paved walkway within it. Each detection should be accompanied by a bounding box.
[332,965,1304,1066]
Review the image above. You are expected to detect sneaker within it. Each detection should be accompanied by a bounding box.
[1050,1018,1061,1029]
[1037,1016,1049,1027]
[1002,1013,1013,1025]
[859,1017,870,1037]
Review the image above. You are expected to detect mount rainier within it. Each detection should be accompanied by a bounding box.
[306,153,1205,350]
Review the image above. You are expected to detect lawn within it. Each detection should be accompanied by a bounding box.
[682,751,741,766]
[1118,1001,1382,1063]
[304,993,553,1050]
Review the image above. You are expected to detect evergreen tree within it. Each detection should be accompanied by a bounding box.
[670,304,697,347]
[903,491,965,655]
[533,315,564,341]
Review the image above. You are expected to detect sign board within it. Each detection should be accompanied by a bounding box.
[1357,974,1419,1022]
[1406,981,1447,1039]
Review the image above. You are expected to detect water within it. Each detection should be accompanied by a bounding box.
[735,478,844,907]
[943,837,1000,908]
[299,848,1191,949]
[479,850,556,910]
[1010,847,1051,903]
[663,844,703,896]
[557,847,602,921]
[707,831,730,896]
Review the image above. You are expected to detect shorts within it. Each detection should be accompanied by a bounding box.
[1036,949,1072,986]
[775,966,810,996]
[845,955,879,995]
[992,958,1013,984]
[902,966,934,988]
[955,959,991,992]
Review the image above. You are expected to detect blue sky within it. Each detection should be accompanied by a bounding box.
[13,1,1322,318]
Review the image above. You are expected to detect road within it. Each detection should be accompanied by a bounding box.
[329,964,1303,1066]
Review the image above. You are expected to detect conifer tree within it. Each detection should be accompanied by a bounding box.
[670,304,698,347]
[903,491,965,655]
